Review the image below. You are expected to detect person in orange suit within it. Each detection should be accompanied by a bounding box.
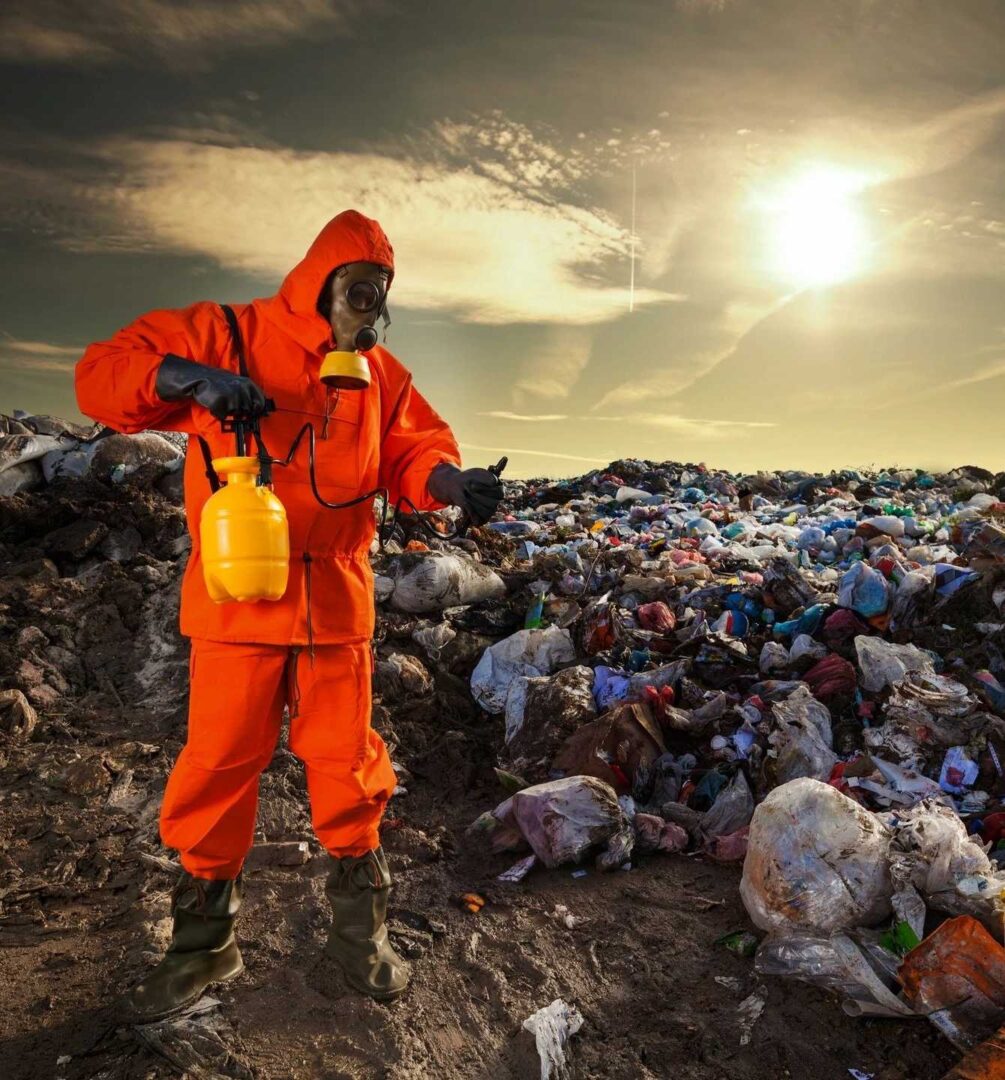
[75,210,504,1017]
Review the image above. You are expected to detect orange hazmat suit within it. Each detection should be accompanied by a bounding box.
[76,210,460,877]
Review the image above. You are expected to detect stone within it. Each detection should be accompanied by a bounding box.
[0,689,38,742]
[44,518,109,559]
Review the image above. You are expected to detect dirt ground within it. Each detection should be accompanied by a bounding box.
[0,472,961,1080]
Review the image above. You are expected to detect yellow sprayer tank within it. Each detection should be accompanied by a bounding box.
[200,456,289,603]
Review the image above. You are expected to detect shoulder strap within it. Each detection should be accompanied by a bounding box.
[220,304,248,377]
[219,302,272,486]
[191,302,244,496]
[196,435,220,493]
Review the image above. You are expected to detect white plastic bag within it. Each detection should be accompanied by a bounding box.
[855,636,934,694]
[471,626,576,714]
[741,778,893,935]
[768,686,838,785]
[388,551,506,613]
[886,800,1005,933]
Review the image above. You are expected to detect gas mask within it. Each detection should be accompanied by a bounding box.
[319,261,391,390]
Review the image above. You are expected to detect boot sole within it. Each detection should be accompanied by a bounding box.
[128,952,245,1024]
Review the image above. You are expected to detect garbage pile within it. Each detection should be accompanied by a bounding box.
[374,454,1005,1055]
[6,410,1005,1071]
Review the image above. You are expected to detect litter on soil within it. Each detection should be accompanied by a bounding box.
[9,410,1005,1077]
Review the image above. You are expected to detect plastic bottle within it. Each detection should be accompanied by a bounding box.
[201,456,289,603]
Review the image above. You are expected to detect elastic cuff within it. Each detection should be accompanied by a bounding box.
[178,853,245,880]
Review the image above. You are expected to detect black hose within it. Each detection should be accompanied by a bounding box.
[253,420,468,551]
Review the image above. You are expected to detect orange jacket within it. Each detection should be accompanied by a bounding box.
[75,210,461,645]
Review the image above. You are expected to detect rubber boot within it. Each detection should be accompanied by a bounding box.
[324,848,409,1001]
[128,872,244,1021]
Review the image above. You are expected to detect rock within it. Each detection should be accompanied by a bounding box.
[387,550,506,613]
[244,840,311,868]
[44,518,109,559]
[16,625,48,651]
[0,459,43,496]
[9,557,58,582]
[99,525,142,563]
[27,683,62,708]
[0,689,38,741]
[157,469,185,503]
[165,534,192,558]
[55,754,111,795]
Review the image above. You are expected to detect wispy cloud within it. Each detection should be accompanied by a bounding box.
[0,1,361,69]
[3,131,678,326]
[512,326,596,401]
[458,442,609,466]
[586,412,776,438]
[591,295,792,412]
[477,411,569,422]
[0,336,80,372]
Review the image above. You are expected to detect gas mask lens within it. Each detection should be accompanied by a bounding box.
[346,280,382,313]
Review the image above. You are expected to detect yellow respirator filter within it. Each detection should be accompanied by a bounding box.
[320,350,371,390]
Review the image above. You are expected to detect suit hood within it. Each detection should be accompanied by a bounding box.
[262,209,395,355]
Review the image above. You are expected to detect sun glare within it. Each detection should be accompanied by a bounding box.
[762,165,872,289]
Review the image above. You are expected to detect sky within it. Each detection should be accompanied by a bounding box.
[0,0,1003,479]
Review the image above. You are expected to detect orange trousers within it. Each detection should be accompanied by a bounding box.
[160,639,397,879]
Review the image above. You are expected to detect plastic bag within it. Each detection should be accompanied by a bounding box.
[754,930,916,1019]
[768,686,838,785]
[387,550,506,613]
[740,778,893,935]
[700,770,755,838]
[883,671,983,747]
[900,916,1005,1050]
[854,636,934,694]
[886,800,1005,934]
[510,776,627,869]
[522,999,584,1080]
[504,665,596,758]
[470,626,576,714]
[838,562,890,618]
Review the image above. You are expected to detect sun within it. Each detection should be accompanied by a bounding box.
[761,164,872,289]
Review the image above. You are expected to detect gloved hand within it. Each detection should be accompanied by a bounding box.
[428,458,506,525]
[155,354,268,420]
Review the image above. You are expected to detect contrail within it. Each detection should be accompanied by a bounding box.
[629,164,637,314]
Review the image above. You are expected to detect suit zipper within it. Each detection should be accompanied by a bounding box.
[322,388,332,440]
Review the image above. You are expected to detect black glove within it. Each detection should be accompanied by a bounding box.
[428,458,506,525]
[155,354,268,420]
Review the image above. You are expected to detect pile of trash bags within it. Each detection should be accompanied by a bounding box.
[380,455,1005,1053]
